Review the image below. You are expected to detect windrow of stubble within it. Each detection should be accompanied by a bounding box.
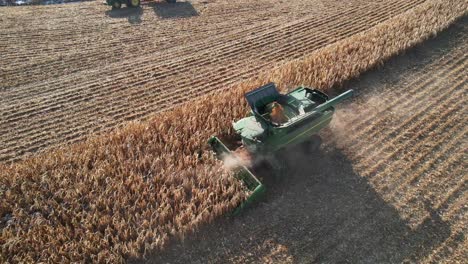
[1,0,466,262]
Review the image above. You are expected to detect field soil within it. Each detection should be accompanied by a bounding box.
[0,0,428,162]
[142,17,467,264]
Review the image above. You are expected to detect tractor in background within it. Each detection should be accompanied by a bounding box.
[107,0,176,10]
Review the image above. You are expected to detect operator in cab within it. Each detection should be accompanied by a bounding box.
[269,102,288,124]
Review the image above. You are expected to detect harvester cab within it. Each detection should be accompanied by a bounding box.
[208,83,353,214]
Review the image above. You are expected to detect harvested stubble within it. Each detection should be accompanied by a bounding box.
[1,0,466,262]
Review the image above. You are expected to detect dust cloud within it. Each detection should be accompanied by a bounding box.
[221,93,400,171]
[222,148,253,170]
[328,93,391,148]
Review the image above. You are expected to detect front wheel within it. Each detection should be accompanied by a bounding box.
[111,0,122,9]
[128,0,140,7]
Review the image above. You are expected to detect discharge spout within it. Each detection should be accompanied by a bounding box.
[313,89,354,113]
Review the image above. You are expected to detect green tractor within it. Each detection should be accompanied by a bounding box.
[208,83,353,214]
[107,0,176,10]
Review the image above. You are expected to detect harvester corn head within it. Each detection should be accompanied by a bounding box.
[209,83,353,214]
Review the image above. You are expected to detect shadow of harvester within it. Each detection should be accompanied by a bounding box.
[151,1,198,19]
[134,17,468,264]
[140,145,453,263]
[105,6,143,25]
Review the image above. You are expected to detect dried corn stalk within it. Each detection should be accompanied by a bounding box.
[1,0,466,262]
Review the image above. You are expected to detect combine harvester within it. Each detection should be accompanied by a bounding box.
[209,83,353,214]
[107,0,176,10]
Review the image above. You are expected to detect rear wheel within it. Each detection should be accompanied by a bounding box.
[111,0,122,9]
[128,0,140,7]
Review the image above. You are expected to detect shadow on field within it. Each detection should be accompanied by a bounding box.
[140,145,452,263]
[151,1,198,19]
[0,0,91,6]
[136,16,467,263]
[105,6,143,25]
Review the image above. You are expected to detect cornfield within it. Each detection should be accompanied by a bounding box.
[0,0,430,162]
[0,0,466,262]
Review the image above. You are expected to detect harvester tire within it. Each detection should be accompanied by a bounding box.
[111,0,122,9]
[128,0,140,7]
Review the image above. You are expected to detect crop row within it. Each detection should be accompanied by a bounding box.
[0,0,424,162]
[1,0,466,262]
